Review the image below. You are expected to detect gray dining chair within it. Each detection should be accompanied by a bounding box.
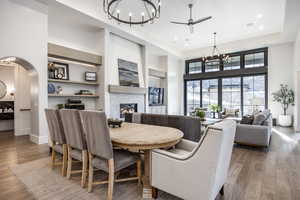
[59,109,88,188]
[79,110,141,200]
[45,109,68,176]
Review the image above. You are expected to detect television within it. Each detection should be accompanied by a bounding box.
[149,87,164,106]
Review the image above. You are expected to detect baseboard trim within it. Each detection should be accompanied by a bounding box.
[30,135,48,144]
[15,128,31,136]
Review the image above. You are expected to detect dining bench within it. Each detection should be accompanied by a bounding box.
[124,113,202,142]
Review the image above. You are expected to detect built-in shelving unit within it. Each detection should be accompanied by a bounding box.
[47,43,102,110]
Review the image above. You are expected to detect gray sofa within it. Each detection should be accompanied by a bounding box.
[124,113,202,142]
[235,110,272,147]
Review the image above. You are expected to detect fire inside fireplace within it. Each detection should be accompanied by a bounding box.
[120,103,138,118]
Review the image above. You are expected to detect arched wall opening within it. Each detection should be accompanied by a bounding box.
[0,57,39,141]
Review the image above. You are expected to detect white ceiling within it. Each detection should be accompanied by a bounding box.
[49,0,290,56]
[133,0,287,51]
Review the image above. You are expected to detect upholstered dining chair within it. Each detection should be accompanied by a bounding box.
[45,109,68,176]
[151,120,236,200]
[59,109,88,188]
[79,110,141,200]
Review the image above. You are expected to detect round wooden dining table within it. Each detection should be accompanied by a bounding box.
[110,122,184,199]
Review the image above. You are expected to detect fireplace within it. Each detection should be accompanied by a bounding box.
[120,103,138,118]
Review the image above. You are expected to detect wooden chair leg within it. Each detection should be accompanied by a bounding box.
[107,159,114,200]
[67,145,72,179]
[220,185,224,196]
[51,148,56,169]
[152,187,158,199]
[88,153,94,193]
[81,150,88,188]
[62,144,68,176]
[136,160,142,186]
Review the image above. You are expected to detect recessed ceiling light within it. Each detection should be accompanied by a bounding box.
[256,14,263,19]
[259,25,264,30]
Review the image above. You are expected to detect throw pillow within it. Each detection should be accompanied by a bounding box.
[240,115,254,124]
[252,112,266,125]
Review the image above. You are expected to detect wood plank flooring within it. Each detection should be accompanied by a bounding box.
[0,127,300,200]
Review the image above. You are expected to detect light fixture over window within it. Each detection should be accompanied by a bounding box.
[202,32,229,63]
[103,0,161,26]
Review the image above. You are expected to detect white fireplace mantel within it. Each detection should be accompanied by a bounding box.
[108,85,147,95]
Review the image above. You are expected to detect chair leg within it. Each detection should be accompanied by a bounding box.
[107,159,114,200]
[51,148,56,169]
[62,144,68,176]
[81,150,88,188]
[88,153,94,193]
[220,185,224,196]
[136,160,142,186]
[67,145,72,179]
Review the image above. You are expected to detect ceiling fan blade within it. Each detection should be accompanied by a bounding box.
[192,16,212,25]
[170,21,189,25]
[189,25,194,34]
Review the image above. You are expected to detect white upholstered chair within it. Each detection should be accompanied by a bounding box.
[151,120,236,200]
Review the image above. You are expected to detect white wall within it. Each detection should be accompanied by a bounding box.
[268,42,294,119]
[167,55,184,115]
[184,37,295,121]
[108,34,145,87]
[0,0,48,144]
[14,65,32,136]
[294,29,300,130]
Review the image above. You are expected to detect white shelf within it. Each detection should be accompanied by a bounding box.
[48,94,99,98]
[48,79,99,86]
[48,56,99,68]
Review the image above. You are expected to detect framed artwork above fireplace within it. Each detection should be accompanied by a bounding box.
[118,59,139,87]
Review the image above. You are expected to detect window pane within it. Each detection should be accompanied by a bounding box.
[222,77,241,115]
[188,62,202,74]
[245,52,265,68]
[243,75,265,114]
[202,79,218,108]
[224,56,240,70]
[186,80,200,115]
[205,59,220,72]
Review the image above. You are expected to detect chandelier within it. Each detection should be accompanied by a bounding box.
[103,0,161,26]
[202,32,229,62]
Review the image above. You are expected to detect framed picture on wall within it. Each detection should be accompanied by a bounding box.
[118,59,139,87]
[48,62,69,80]
[85,72,97,81]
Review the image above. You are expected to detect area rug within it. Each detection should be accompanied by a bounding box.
[10,157,180,200]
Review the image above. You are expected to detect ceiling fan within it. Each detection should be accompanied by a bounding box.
[170,4,212,34]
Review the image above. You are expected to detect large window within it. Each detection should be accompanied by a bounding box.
[243,75,266,114]
[205,59,220,72]
[184,47,268,116]
[188,61,202,74]
[186,80,201,115]
[224,56,240,70]
[202,79,218,108]
[222,77,241,111]
[245,52,265,68]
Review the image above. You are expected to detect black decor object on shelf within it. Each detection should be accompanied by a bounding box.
[85,72,97,81]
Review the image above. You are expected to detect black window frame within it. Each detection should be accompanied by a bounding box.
[184,47,268,115]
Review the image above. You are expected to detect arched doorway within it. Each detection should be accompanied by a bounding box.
[0,56,39,140]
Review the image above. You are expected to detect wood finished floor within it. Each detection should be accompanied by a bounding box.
[0,127,300,200]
